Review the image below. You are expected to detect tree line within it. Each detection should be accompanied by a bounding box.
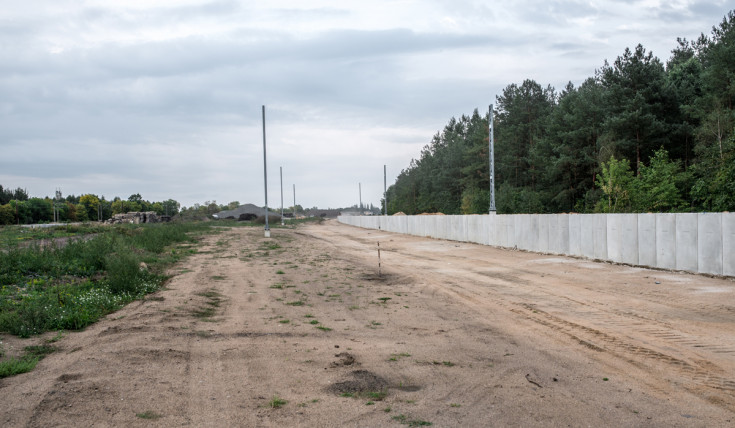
[385,10,735,215]
[0,186,181,225]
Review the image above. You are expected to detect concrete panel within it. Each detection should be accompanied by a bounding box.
[538,215,550,253]
[487,214,497,246]
[607,214,623,263]
[466,216,482,245]
[513,214,525,249]
[480,216,491,245]
[506,216,516,248]
[698,213,722,275]
[593,214,608,260]
[400,216,409,234]
[655,213,676,269]
[580,215,595,259]
[514,215,530,251]
[619,214,639,265]
[637,214,656,267]
[394,217,403,233]
[432,215,447,239]
[406,216,417,236]
[496,215,508,247]
[676,213,698,272]
[547,215,558,254]
[554,215,570,255]
[368,217,380,230]
[569,215,582,256]
[416,216,426,237]
[418,216,427,237]
[724,213,735,277]
[446,216,459,241]
[424,216,437,238]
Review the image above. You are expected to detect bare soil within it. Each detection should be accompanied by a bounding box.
[1,220,734,427]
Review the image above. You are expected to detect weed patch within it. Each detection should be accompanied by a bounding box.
[136,411,162,420]
[0,344,55,379]
[1,222,211,338]
[392,414,432,426]
[269,395,287,409]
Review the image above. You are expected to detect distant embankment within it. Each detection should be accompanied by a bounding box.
[338,213,735,277]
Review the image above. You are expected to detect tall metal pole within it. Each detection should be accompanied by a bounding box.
[262,105,270,237]
[359,183,362,211]
[489,104,496,213]
[383,165,387,216]
[293,184,296,215]
[280,166,284,225]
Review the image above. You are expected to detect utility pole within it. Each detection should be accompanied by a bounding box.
[383,165,387,216]
[262,105,270,237]
[293,184,296,216]
[489,104,496,213]
[280,166,284,226]
[359,183,362,212]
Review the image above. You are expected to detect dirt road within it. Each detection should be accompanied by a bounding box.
[1,220,734,427]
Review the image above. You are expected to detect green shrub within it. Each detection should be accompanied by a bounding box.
[105,250,143,295]
[0,356,39,378]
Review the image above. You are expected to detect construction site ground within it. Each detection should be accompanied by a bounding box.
[1,220,733,427]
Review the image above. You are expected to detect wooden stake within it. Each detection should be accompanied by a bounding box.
[377,241,382,277]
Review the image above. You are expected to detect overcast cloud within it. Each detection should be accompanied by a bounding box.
[0,1,731,209]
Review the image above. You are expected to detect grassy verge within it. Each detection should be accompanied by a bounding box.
[0,223,107,249]
[0,222,214,338]
[0,344,56,379]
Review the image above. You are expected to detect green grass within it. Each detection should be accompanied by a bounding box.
[315,325,332,332]
[392,414,432,426]
[285,301,304,306]
[269,395,287,408]
[0,344,56,379]
[1,222,213,338]
[388,352,411,361]
[136,411,162,420]
[0,224,106,248]
[0,356,40,378]
[365,390,387,401]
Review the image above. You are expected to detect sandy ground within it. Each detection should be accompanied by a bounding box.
[1,220,734,427]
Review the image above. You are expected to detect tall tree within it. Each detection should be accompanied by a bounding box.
[495,79,555,189]
[600,44,672,173]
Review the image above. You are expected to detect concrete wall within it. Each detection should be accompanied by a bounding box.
[338,213,734,277]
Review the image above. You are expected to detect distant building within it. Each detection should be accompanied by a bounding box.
[213,203,282,220]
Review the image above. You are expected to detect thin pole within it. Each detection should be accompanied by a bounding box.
[293,184,296,214]
[359,183,362,211]
[280,166,284,225]
[383,165,387,216]
[262,105,270,236]
[489,104,496,213]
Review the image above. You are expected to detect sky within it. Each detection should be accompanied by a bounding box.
[0,1,731,210]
